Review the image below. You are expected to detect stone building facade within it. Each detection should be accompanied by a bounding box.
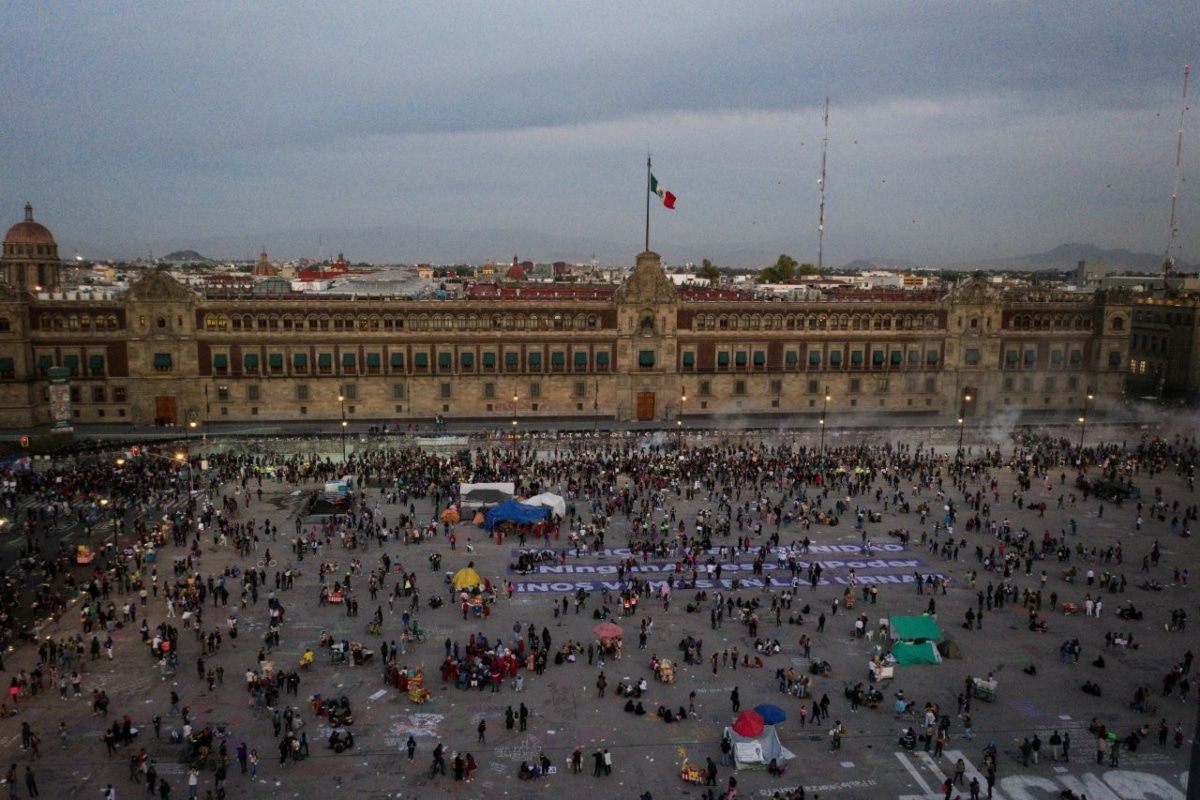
[0,231,1134,431]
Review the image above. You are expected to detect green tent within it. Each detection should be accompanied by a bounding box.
[891,642,942,665]
[889,614,944,642]
[888,615,945,666]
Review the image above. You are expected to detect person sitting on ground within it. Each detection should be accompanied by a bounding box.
[767,758,786,776]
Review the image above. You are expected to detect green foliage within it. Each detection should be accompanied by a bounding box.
[696,259,723,285]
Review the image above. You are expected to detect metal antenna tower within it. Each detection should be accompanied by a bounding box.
[1163,64,1190,288]
[817,97,830,273]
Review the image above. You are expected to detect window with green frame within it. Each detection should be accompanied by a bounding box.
[243,353,259,369]
[1069,349,1082,365]
[735,351,748,367]
[482,352,496,368]
[551,351,565,367]
[872,350,884,365]
[213,353,229,370]
[785,350,798,365]
[851,350,863,365]
[595,351,610,369]
[268,354,284,370]
[294,353,308,369]
[414,352,429,368]
[437,352,452,369]
[504,352,519,368]
[366,353,381,369]
[964,348,980,365]
[1005,350,1018,364]
[574,351,588,368]
[460,352,474,368]
[809,350,821,365]
[718,351,731,366]
[890,350,902,365]
[926,350,938,365]
[390,352,405,368]
[753,351,765,366]
[829,350,842,366]
[342,352,356,368]
[528,351,542,369]
[682,351,695,367]
[638,350,655,367]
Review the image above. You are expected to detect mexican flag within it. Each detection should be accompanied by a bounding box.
[649,173,676,209]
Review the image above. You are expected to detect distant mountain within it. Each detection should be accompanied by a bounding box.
[840,257,917,272]
[935,244,1191,274]
[161,249,210,263]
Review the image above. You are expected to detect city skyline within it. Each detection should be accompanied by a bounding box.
[1,2,1196,266]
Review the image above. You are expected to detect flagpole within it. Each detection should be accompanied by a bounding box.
[645,155,652,252]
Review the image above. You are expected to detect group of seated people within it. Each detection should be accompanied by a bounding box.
[518,751,553,780]
[616,678,649,698]
[754,638,783,654]
[552,641,583,664]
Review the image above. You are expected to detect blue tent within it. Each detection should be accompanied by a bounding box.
[484,499,551,532]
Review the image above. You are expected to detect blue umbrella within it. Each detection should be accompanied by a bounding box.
[753,703,786,725]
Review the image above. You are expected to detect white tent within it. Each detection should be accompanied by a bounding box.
[521,492,567,520]
[723,726,795,770]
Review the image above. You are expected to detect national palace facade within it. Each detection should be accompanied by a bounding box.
[1,207,1136,432]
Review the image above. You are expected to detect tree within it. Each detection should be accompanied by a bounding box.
[757,254,799,283]
[696,259,722,286]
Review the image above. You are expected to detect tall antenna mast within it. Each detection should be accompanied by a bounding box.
[817,97,830,273]
[1164,64,1190,289]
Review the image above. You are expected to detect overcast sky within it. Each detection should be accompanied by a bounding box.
[1,2,1196,266]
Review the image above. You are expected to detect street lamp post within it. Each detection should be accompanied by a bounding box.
[593,377,599,434]
[957,393,972,455]
[818,386,830,452]
[1079,390,1094,453]
[678,387,686,449]
[339,391,347,462]
[512,394,519,439]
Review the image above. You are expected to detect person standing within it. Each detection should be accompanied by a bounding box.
[603,748,612,775]
[477,718,486,744]
[730,686,740,713]
[592,750,605,776]
[519,703,528,732]
[705,756,717,786]
[406,736,416,761]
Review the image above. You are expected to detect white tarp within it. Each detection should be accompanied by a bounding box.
[521,492,566,519]
[458,482,515,509]
[724,726,795,770]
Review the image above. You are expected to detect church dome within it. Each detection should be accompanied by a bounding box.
[4,203,55,246]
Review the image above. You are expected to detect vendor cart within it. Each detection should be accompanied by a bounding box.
[76,545,95,565]
[408,673,431,704]
[655,658,676,684]
[971,677,998,702]
[679,759,706,785]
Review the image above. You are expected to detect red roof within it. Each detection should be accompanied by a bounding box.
[5,203,55,245]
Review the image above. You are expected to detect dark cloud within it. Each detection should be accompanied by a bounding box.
[1,2,1196,264]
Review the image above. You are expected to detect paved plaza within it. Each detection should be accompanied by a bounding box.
[0,422,1196,799]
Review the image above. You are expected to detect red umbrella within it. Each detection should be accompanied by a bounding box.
[732,710,765,737]
[592,621,623,639]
